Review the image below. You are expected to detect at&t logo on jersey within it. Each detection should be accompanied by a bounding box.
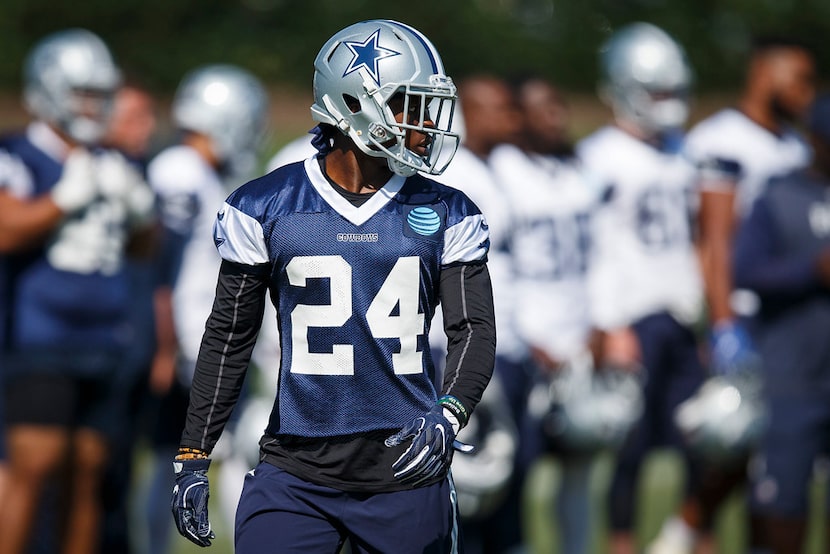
[406,206,442,236]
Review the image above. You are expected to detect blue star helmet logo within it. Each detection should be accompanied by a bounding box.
[342,29,401,87]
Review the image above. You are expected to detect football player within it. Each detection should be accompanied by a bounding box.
[685,36,816,376]
[143,64,269,554]
[0,29,154,554]
[681,34,817,554]
[491,75,622,554]
[732,94,830,554]
[429,74,527,554]
[169,20,496,553]
[575,23,708,554]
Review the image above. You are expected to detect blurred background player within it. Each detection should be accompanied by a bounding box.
[576,22,709,554]
[731,93,830,554]
[670,33,818,553]
[0,28,154,554]
[99,80,160,554]
[685,36,816,376]
[142,63,269,554]
[490,75,641,554]
[429,73,527,554]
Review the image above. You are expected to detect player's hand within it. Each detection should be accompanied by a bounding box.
[51,148,97,213]
[171,458,215,547]
[710,319,758,376]
[96,150,155,223]
[385,404,472,487]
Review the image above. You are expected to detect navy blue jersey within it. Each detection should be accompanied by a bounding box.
[0,126,141,371]
[215,158,489,437]
[734,169,830,395]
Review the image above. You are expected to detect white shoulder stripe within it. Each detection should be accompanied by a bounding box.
[442,214,489,265]
[214,202,270,265]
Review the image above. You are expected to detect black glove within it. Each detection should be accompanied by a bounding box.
[171,458,215,547]
[385,402,472,487]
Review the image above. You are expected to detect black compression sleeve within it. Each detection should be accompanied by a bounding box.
[439,261,496,420]
[179,259,271,454]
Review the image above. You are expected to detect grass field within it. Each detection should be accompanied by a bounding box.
[160,449,827,554]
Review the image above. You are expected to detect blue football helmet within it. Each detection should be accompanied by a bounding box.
[23,28,122,145]
[311,19,460,177]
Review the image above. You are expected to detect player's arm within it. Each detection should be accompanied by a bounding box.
[439,260,497,419]
[0,148,98,253]
[694,156,743,324]
[385,259,495,486]
[734,196,823,296]
[178,259,270,455]
[698,187,737,324]
[0,190,64,252]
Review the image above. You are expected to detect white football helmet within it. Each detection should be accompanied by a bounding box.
[451,377,518,520]
[311,19,460,177]
[528,352,644,453]
[23,28,122,145]
[172,64,269,178]
[599,22,693,134]
[675,372,767,463]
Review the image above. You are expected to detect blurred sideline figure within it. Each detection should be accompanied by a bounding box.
[673,34,817,552]
[99,81,160,554]
[0,29,155,554]
[731,95,830,554]
[491,75,642,554]
[576,23,709,554]
[142,64,269,554]
[431,74,527,554]
[686,36,816,376]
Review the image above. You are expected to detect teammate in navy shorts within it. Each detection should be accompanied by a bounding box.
[733,94,830,554]
[0,29,155,553]
[170,20,496,553]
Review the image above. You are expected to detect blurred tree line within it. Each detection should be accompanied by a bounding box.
[0,0,826,95]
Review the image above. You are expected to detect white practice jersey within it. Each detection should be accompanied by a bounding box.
[266,134,317,173]
[148,145,230,370]
[685,108,811,217]
[491,144,599,361]
[432,145,524,360]
[577,126,704,330]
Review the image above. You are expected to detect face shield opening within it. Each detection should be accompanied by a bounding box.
[371,81,460,175]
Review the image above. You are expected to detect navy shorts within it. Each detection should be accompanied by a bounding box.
[235,462,463,554]
[750,395,830,518]
[4,372,116,436]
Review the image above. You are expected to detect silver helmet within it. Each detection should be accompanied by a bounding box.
[528,353,644,453]
[311,19,460,177]
[675,372,767,463]
[23,28,122,145]
[172,64,269,177]
[599,22,692,134]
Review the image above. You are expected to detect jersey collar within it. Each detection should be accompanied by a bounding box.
[304,156,406,226]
